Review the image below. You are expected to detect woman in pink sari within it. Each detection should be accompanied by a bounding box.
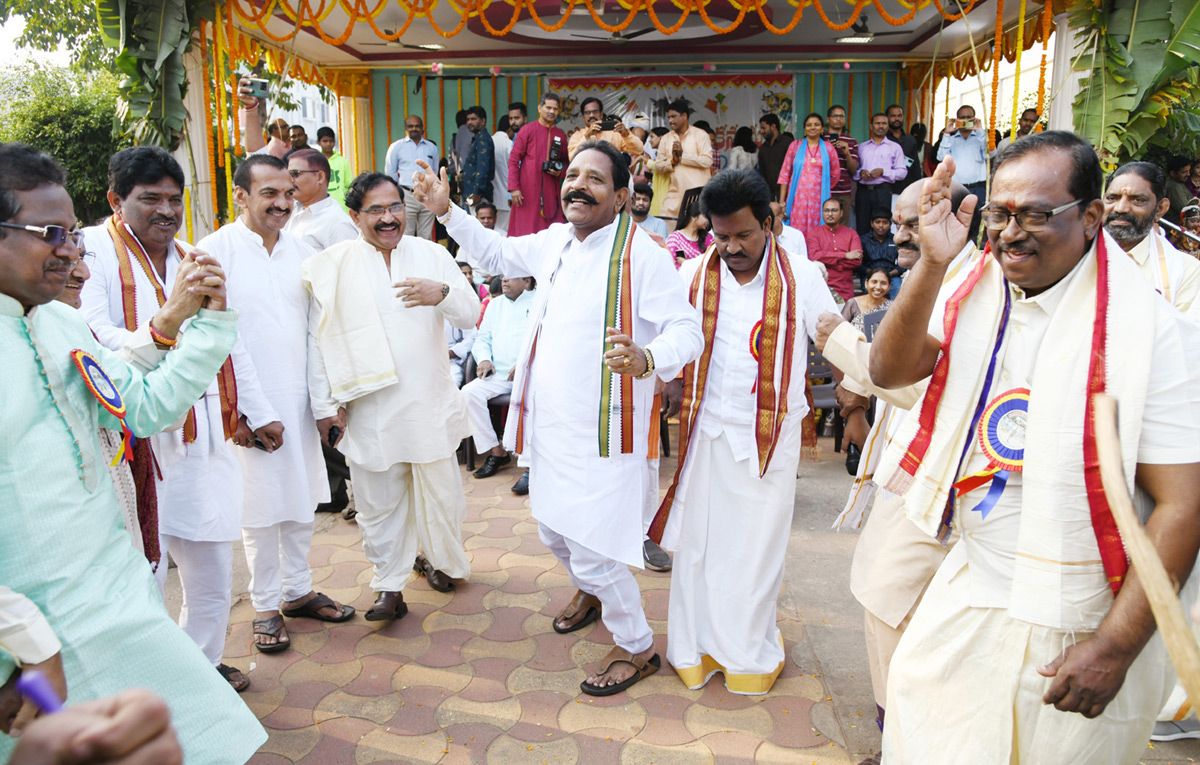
[777,112,842,233]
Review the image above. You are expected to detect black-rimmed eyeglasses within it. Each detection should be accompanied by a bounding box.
[980,199,1082,233]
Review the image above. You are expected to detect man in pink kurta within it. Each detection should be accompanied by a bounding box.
[508,92,568,237]
[807,197,862,301]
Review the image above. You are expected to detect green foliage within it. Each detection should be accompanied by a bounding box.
[1071,0,1200,169]
[0,0,115,71]
[0,64,127,223]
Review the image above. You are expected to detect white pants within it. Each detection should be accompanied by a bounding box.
[242,521,315,613]
[449,362,465,388]
[405,192,436,240]
[154,535,234,667]
[349,457,470,592]
[538,523,653,655]
[884,551,1168,764]
[462,375,513,453]
[642,457,660,535]
[495,209,510,234]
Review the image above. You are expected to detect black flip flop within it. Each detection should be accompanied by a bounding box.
[281,592,356,622]
[252,614,291,653]
[580,651,661,697]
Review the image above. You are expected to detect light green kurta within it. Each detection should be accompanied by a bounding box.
[0,294,266,763]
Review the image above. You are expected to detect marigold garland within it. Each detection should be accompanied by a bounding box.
[199,21,219,230]
[988,0,1004,152]
[231,74,242,157]
[1009,0,1026,142]
[1035,0,1051,131]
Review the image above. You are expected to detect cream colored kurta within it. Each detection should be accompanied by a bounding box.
[444,205,703,568]
[286,194,359,253]
[653,126,714,220]
[197,219,329,528]
[1127,227,1200,319]
[307,235,480,470]
[80,221,277,542]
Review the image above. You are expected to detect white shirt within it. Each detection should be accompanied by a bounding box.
[475,288,536,375]
[308,236,480,469]
[492,131,513,211]
[197,219,329,526]
[680,252,837,464]
[1127,228,1200,316]
[0,586,61,665]
[942,250,1200,612]
[286,195,359,253]
[445,319,476,369]
[776,225,809,262]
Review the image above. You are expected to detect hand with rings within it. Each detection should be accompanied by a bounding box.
[603,327,647,377]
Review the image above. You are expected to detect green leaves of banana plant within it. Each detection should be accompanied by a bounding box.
[95,0,211,151]
[1071,0,1200,169]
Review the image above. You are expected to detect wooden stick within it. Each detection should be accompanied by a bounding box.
[1093,393,1200,707]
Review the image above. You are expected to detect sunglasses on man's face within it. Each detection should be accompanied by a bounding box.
[0,222,82,248]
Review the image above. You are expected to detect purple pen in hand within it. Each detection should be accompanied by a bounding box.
[16,670,62,714]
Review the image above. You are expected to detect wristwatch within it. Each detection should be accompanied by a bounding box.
[441,283,450,299]
[635,347,656,379]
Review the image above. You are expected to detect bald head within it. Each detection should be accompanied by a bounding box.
[893,179,970,269]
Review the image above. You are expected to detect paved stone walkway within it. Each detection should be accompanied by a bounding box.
[227,451,856,764]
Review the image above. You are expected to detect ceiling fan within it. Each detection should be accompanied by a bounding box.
[837,14,909,43]
[569,27,656,43]
[360,29,446,50]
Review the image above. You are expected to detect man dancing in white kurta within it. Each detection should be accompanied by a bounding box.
[304,171,480,620]
[80,147,277,692]
[198,155,354,654]
[645,169,838,695]
[869,134,1200,763]
[413,141,703,695]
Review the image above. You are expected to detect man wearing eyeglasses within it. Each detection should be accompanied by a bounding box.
[0,142,267,762]
[869,133,1200,763]
[384,115,440,240]
[303,172,480,621]
[80,146,279,693]
[286,149,359,253]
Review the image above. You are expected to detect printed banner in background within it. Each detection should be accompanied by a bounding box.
[546,74,795,169]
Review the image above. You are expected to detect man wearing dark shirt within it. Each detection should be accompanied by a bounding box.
[886,104,922,199]
[756,113,792,199]
[824,104,859,228]
[461,106,495,208]
[859,209,902,298]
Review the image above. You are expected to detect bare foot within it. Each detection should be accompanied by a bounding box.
[585,646,656,688]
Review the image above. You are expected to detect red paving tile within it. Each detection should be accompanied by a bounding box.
[314,560,371,589]
[307,623,375,664]
[344,654,406,697]
[509,690,573,741]
[416,628,475,668]
[761,696,825,749]
[479,606,535,642]
[248,753,293,764]
[697,677,761,710]
[700,730,763,763]
[440,723,507,765]
[460,657,523,702]
[570,727,631,761]
[497,566,548,594]
[479,515,520,538]
[386,685,452,735]
[635,694,695,746]
[466,546,506,573]
[527,632,578,671]
[438,582,490,616]
[260,703,317,731]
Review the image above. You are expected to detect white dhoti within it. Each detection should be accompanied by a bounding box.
[849,490,952,711]
[462,375,513,453]
[642,456,660,534]
[662,432,793,695]
[537,524,654,655]
[884,547,1169,764]
[242,521,316,612]
[349,457,471,591]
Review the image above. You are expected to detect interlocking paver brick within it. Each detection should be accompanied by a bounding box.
[508,689,572,741]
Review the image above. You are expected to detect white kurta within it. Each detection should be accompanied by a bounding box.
[80,222,276,542]
[285,195,359,253]
[444,206,703,568]
[197,219,329,528]
[663,253,837,693]
[1127,227,1200,318]
[308,235,480,470]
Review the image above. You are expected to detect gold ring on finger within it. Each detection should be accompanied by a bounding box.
[624,357,631,367]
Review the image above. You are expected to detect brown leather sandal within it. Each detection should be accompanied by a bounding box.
[552,589,601,634]
[252,614,291,653]
[580,646,660,696]
[218,663,250,692]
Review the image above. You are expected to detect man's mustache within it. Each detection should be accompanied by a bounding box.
[564,190,598,206]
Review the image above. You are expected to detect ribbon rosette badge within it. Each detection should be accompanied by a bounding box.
[70,349,136,465]
[952,387,1029,519]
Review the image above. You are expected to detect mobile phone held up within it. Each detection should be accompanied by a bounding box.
[599,119,618,131]
[246,78,270,100]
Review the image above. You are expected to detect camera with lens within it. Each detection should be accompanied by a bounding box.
[542,135,565,175]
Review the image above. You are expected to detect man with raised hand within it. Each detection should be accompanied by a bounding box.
[871,135,1200,763]
[412,142,702,696]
